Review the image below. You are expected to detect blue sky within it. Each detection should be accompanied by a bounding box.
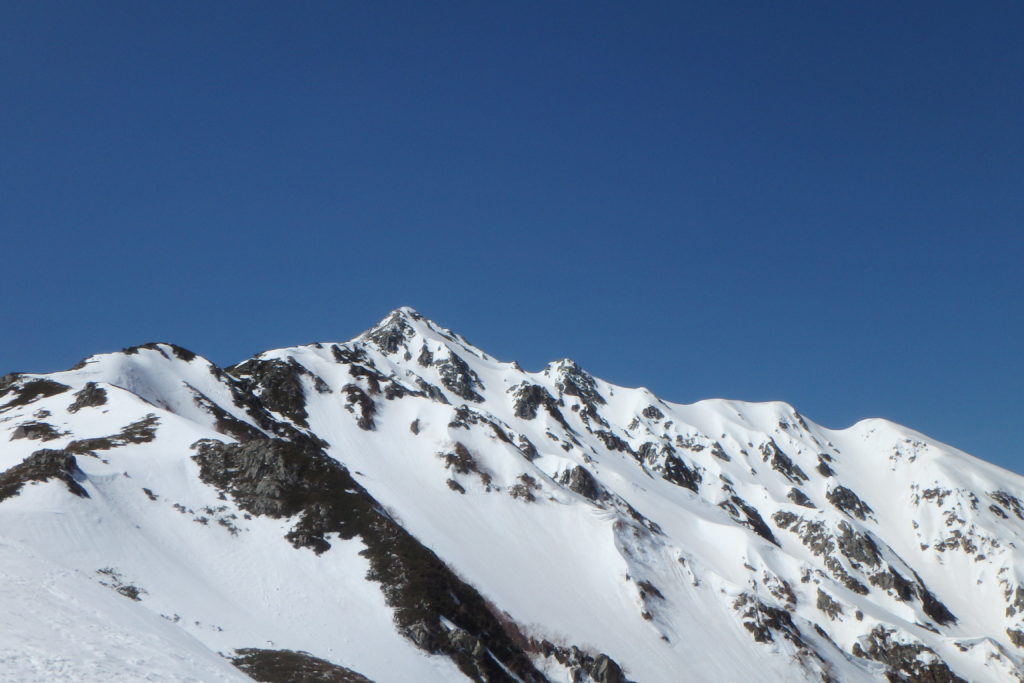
[2,3,1021,472]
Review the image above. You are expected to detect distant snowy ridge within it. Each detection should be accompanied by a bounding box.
[1,307,1023,682]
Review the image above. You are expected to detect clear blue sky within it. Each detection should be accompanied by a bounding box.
[2,3,1021,472]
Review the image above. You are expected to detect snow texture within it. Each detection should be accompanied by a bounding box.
[1,309,1022,682]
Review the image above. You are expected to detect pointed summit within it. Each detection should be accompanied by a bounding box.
[544,358,606,406]
[358,307,479,357]
[358,307,428,355]
[371,306,426,322]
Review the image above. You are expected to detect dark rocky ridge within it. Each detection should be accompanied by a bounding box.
[362,309,418,355]
[64,414,160,456]
[550,360,605,407]
[182,345,638,683]
[67,382,108,413]
[851,627,966,682]
[433,351,485,403]
[228,358,322,428]
[190,436,557,682]
[10,421,65,441]
[0,449,89,502]
[721,495,778,545]
[0,376,70,410]
[530,641,632,683]
[827,485,874,521]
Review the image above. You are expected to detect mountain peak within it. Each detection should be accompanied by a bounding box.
[379,305,425,324]
[359,307,484,359]
[358,307,425,355]
[2,309,1023,682]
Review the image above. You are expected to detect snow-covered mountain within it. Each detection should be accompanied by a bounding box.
[2,307,1023,682]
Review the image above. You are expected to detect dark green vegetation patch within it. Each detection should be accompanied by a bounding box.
[230,648,371,683]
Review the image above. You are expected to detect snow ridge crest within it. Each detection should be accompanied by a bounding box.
[1,308,1023,683]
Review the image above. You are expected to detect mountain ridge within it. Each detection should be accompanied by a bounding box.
[1,307,1022,682]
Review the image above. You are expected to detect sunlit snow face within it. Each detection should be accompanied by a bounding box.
[0,311,1020,683]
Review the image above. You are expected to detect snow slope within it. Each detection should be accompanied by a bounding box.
[1,308,1022,682]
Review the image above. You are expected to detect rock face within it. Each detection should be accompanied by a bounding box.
[67,382,108,413]
[0,375,70,408]
[0,449,89,501]
[189,440,585,681]
[1,307,1024,683]
[851,627,966,683]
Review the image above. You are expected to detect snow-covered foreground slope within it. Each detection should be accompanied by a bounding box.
[1,308,1023,682]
